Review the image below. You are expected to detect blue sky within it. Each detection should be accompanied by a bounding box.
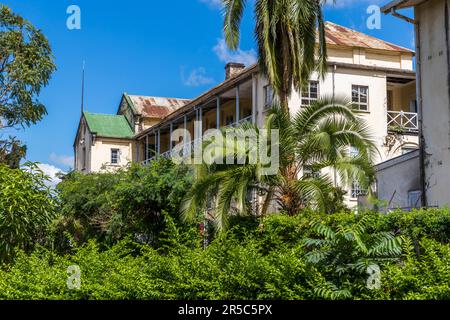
[1,0,414,180]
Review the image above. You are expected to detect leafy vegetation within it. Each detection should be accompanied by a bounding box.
[0,163,57,262]
[0,5,56,167]
[53,160,193,249]
[303,216,403,299]
[0,157,449,300]
[0,209,449,300]
[222,0,328,109]
[182,99,375,231]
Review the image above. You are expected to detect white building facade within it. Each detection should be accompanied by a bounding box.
[75,22,418,208]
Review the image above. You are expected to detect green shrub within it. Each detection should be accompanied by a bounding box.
[54,159,193,248]
[367,238,450,300]
[0,163,57,262]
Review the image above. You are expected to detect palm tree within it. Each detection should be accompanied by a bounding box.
[181,97,376,232]
[223,0,328,110]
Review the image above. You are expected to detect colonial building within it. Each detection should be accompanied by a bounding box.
[377,0,450,210]
[74,22,417,207]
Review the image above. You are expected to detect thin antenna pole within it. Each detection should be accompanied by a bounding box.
[81,60,85,114]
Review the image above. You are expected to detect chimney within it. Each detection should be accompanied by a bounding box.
[225,62,246,80]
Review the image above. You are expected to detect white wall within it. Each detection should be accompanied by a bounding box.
[375,150,421,211]
[74,118,92,173]
[90,138,134,172]
[252,63,418,207]
[417,0,450,206]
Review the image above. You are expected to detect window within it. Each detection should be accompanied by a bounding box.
[351,181,367,198]
[349,146,359,157]
[111,149,120,164]
[81,146,86,170]
[264,85,274,108]
[352,85,369,111]
[303,165,320,179]
[301,81,319,107]
[349,147,367,198]
[408,190,422,209]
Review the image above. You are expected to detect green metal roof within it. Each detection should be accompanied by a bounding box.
[83,112,134,139]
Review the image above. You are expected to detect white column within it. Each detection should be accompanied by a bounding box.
[157,129,161,155]
[236,86,240,124]
[216,97,220,129]
[252,74,257,125]
[199,106,203,138]
[169,122,173,153]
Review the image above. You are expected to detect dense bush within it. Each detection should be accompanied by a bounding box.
[0,163,57,262]
[0,209,449,300]
[53,159,193,248]
[1,159,449,300]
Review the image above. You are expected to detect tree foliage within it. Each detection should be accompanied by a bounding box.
[1,209,449,300]
[54,159,193,248]
[182,98,376,232]
[222,0,328,109]
[0,162,57,262]
[303,216,404,299]
[0,5,56,127]
[0,5,56,167]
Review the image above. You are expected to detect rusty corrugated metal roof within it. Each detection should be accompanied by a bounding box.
[128,95,191,119]
[324,22,413,53]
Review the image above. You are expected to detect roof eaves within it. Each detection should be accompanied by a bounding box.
[381,0,428,13]
[124,93,141,116]
[134,62,416,140]
[135,64,258,139]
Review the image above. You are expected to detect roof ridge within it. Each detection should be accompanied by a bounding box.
[84,111,126,117]
[324,20,414,53]
[127,94,191,101]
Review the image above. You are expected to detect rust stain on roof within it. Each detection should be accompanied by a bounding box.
[128,95,191,119]
[324,22,413,54]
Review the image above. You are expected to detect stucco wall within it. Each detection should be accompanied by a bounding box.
[417,0,450,206]
[90,138,133,172]
[326,46,414,70]
[375,150,421,211]
[74,117,92,173]
[252,63,418,207]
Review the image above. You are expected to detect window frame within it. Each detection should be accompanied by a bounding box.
[111,148,120,165]
[263,85,274,109]
[351,181,367,199]
[301,80,319,107]
[351,85,369,112]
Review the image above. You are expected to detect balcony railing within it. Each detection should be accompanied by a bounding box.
[226,115,253,128]
[387,111,418,133]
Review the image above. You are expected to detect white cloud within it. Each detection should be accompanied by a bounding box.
[182,67,215,87]
[199,0,224,9]
[50,152,74,167]
[213,38,257,66]
[36,163,65,188]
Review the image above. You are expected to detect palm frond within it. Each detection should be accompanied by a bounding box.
[223,0,247,49]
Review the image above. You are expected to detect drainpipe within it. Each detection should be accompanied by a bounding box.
[413,12,427,207]
[332,64,337,187]
[332,64,336,101]
[385,5,427,206]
